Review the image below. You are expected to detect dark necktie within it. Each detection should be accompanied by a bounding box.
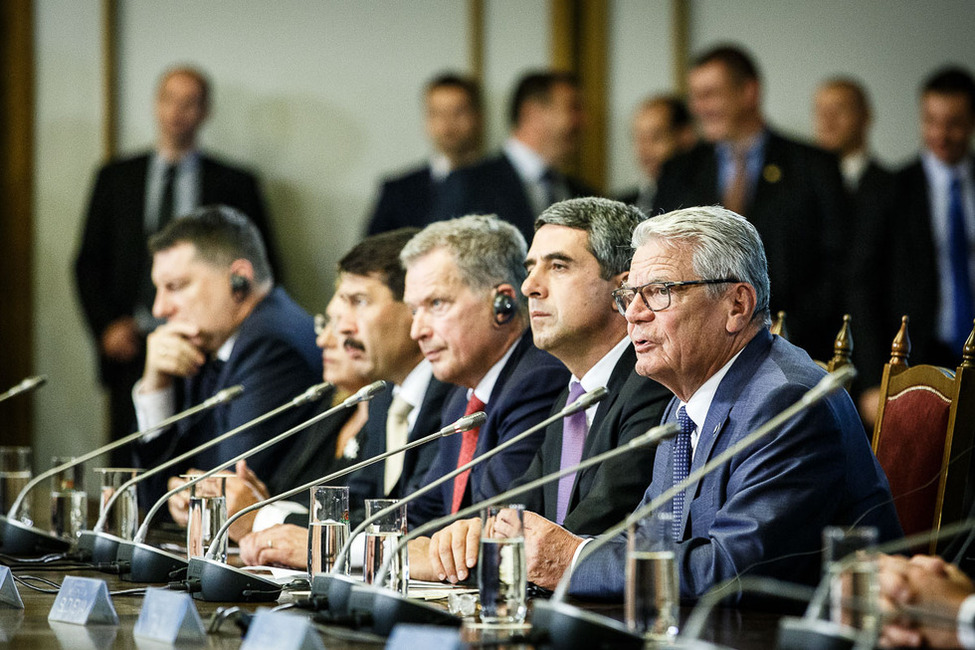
[158,164,177,232]
[541,168,560,209]
[556,382,587,525]
[196,357,225,405]
[672,406,694,541]
[451,394,486,513]
[949,175,974,352]
[723,146,748,215]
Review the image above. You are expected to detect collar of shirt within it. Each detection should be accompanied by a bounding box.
[469,336,520,406]
[215,332,238,363]
[504,137,548,183]
[572,337,631,427]
[392,359,434,432]
[677,346,746,457]
[429,153,453,182]
[715,130,768,195]
[840,151,869,190]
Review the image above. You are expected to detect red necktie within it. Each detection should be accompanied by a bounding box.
[451,394,486,513]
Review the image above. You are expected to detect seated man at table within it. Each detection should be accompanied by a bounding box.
[509,205,901,600]
[412,197,672,583]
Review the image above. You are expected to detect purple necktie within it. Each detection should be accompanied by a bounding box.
[556,381,588,525]
[672,406,694,541]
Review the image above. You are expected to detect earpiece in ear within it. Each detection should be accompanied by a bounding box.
[230,274,251,300]
[493,290,516,325]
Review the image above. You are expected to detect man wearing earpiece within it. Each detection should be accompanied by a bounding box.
[400,215,570,528]
[131,205,322,504]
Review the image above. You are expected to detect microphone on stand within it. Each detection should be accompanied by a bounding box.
[0,385,244,556]
[112,381,385,583]
[0,375,47,404]
[314,386,610,619]
[181,408,488,603]
[77,382,331,566]
[337,419,680,637]
[529,366,858,650]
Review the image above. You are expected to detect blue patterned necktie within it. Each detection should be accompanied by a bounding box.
[672,406,694,541]
[949,175,974,352]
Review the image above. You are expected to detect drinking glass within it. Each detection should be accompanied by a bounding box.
[185,475,228,562]
[823,526,879,633]
[49,456,87,540]
[307,485,349,576]
[363,498,408,594]
[0,446,32,524]
[94,467,142,539]
[625,510,679,641]
[477,504,527,624]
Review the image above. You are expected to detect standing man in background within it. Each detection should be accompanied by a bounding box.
[75,66,278,463]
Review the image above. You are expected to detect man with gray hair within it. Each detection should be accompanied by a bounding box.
[412,198,672,584]
[401,215,569,528]
[513,205,901,599]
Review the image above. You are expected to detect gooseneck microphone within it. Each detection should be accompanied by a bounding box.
[337,420,681,637]
[112,381,382,583]
[182,409,487,602]
[530,366,857,650]
[0,375,47,404]
[76,382,330,565]
[312,386,610,617]
[0,385,244,556]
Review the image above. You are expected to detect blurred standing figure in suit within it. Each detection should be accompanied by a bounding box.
[75,66,278,464]
[365,73,483,235]
[617,95,696,216]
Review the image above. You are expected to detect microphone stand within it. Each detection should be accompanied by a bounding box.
[0,385,243,556]
[531,366,857,650]
[77,382,329,566]
[314,387,609,617]
[0,375,46,405]
[182,410,486,602]
[113,381,383,583]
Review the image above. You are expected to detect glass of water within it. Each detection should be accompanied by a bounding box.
[823,526,879,633]
[49,456,87,540]
[307,485,349,576]
[185,475,228,562]
[94,467,142,539]
[0,446,32,524]
[478,504,527,624]
[363,498,408,594]
[625,510,679,641]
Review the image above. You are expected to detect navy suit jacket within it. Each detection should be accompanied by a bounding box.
[408,331,569,528]
[135,287,323,503]
[510,345,671,535]
[365,163,444,235]
[435,152,595,245]
[571,329,902,601]
[345,375,453,524]
[655,131,848,360]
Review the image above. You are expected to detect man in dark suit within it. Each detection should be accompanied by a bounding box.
[365,73,483,235]
[131,206,319,505]
[813,76,898,415]
[435,71,595,243]
[413,198,672,585]
[617,95,696,216]
[74,66,278,465]
[513,206,900,598]
[889,67,975,370]
[401,215,569,534]
[655,45,848,360]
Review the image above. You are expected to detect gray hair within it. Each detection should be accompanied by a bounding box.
[400,214,528,300]
[631,206,771,324]
[535,197,645,279]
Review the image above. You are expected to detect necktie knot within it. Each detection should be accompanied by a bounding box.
[389,394,413,421]
[567,380,586,405]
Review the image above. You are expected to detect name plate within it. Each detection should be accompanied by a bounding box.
[241,609,324,650]
[47,576,119,626]
[388,624,464,650]
[133,587,206,644]
[0,566,23,609]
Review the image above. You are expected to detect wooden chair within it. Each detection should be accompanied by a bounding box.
[870,316,975,552]
[770,310,788,340]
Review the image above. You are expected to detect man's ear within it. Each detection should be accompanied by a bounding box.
[725,282,758,333]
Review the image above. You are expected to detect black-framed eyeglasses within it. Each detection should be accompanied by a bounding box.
[611,278,739,315]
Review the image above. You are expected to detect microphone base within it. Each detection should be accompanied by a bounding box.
[776,616,859,650]
[531,600,643,650]
[186,557,282,602]
[116,540,187,583]
[76,531,125,569]
[311,572,358,615]
[0,515,71,556]
[348,584,461,636]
